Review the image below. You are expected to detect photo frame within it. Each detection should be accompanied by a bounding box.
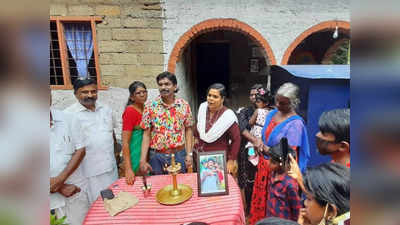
[249,58,259,73]
[197,151,229,197]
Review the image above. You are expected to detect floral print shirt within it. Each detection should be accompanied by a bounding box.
[140,96,193,152]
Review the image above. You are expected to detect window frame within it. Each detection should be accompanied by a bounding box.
[50,16,106,90]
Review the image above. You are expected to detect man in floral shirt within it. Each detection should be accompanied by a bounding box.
[139,72,194,175]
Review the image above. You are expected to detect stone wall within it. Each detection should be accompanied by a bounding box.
[50,0,165,141]
[50,0,165,89]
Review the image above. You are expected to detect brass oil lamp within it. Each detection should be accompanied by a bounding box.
[156,153,192,205]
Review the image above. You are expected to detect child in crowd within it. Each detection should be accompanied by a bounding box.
[265,138,301,222]
[246,87,271,165]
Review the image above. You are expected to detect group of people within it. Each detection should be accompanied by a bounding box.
[50,71,350,225]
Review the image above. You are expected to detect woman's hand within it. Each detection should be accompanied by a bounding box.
[125,168,135,185]
[256,143,269,154]
[261,144,270,154]
[253,138,264,151]
[227,160,238,177]
[140,161,152,174]
[287,153,302,184]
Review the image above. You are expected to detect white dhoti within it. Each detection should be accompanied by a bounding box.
[87,167,118,204]
[54,190,90,225]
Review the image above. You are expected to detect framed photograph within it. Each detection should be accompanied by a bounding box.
[249,58,259,73]
[197,151,229,197]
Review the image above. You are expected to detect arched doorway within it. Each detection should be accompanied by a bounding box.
[281,21,350,65]
[167,18,276,112]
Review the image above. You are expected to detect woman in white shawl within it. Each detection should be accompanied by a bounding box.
[194,83,241,176]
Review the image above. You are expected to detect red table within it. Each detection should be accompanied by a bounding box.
[83,173,245,225]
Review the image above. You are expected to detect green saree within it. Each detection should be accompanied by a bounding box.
[129,125,143,173]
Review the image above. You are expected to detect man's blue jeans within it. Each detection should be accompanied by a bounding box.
[149,149,187,175]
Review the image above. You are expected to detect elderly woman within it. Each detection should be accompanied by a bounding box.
[298,163,350,225]
[249,82,310,225]
[195,83,241,175]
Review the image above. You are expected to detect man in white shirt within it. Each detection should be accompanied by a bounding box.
[50,105,90,225]
[65,78,118,203]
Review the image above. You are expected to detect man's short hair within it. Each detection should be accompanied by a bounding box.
[303,162,350,216]
[255,217,300,225]
[156,72,177,85]
[156,72,178,93]
[318,108,350,143]
[73,78,97,94]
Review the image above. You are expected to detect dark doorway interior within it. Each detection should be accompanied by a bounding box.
[288,30,350,64]
[196,43,230,104]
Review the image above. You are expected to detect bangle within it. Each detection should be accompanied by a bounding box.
[187,152,193,157]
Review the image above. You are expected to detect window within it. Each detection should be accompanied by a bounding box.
[50,21,63,85]
[49,17,104,89]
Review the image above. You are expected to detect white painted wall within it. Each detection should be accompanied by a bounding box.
[162,0,349,108]
[163,0,350,66]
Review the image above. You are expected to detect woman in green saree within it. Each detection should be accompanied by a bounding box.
[122,81,148,185]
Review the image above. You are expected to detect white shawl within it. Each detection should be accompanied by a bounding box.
[197,102,238,143]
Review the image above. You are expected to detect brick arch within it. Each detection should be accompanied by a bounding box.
[167,18,276,73]
[281,20,350,65]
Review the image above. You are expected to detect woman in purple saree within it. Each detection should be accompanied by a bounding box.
[249,82,310,225]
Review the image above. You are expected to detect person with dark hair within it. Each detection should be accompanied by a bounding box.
[156,71,178,92]
[246,87,272,166]
[288,108,350,196]
[263,138,301,221]
[237,84,267,214]
[317,108,350,167]
[298,163,350,225]
[139,72,193,175]
[195,83,241,176]
[255,217,300,225]
[65,78,118,204]
[72,77,97,95]
[121,81,148,185]
[249,83,310,225]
